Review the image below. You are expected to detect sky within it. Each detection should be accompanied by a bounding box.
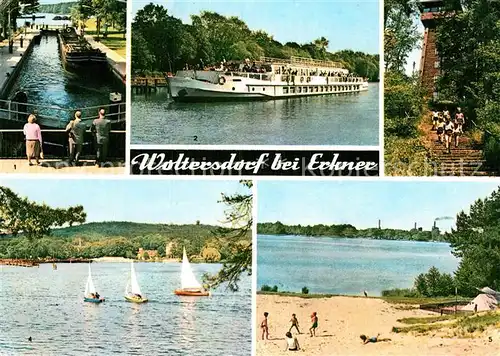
[0,179,248,226]
[257,181,500,232]
[132,0,380,54]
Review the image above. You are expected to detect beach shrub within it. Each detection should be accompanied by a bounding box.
[271,285,279,292]
[381,288,419,298]
[413,267,456,297]
[260,285,272,292]
[301,287,309,294]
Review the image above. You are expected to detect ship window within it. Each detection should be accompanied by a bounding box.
[263,88,265,91]
[232,87,235,91]
[233,79,241,82]
[315,87,318,92]
[290,87,295,93]
[309,87,313,92]
[283,87,289,94]
[252,88,255,91]
[303,87,307,93]
[297,87,302,93]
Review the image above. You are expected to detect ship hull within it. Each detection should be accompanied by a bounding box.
[174,288,210,297]
[168,73,368,102]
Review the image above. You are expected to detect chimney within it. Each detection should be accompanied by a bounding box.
[378,219,381,229]
[414,222,417,229]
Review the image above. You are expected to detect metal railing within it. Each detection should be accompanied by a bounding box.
[260,56,344,69]
[0,129,125,159]
[0,98,126,125]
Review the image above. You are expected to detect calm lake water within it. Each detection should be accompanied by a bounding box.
[131,83,379,145]
[257,235,459,296]
[0,262,251,355]
[9,13,123,128]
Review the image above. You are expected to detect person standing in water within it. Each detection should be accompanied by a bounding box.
[261,312,269,340]
[289,313,300,334]
[309,312,318,337]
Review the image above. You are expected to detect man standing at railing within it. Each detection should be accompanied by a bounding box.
[66,111,87,166]
[91,109,111,168]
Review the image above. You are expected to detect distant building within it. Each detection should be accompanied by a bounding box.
[137,248,159,260]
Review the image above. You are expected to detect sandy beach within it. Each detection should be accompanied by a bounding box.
[92,256,133,263]
[256,294,500,356]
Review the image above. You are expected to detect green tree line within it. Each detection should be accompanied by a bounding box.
[385,187,500,298]
[436,0,500,171]
[132,3,379,81]
[384,0,429,176]
[39,2,74,14]
[0,221,251,261]
[257,221,445,242]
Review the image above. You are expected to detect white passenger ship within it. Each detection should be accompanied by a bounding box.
[167,56,369,102]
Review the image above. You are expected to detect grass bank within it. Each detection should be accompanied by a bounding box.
[393,310,500,337]
[84,18,125,57]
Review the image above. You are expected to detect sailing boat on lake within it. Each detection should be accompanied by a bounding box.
[124,261,148,303]
[84,264,104,303]
[174,248,210,297]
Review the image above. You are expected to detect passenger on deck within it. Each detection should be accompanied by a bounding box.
[23,114,43,166]
[91,109,111,168]
[65,110,87,166]
[95,292,100,299]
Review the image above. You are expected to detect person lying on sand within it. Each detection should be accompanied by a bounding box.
[309,312,318,337]
[289,313,300,334]
[360,334,391,344]
[261,312,269,340]
[284,332,300,351]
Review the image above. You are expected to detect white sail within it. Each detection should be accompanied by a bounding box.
[85,264,96,296]
[126,262,143,295]
[181,248,202,290]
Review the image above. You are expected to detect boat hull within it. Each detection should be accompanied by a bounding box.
[168,75,368,103]
[124,295,148,303]
[174,289,210,297]
[84,297,105,303]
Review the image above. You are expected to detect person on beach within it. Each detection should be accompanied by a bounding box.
[444,117,454,153]
[289,313,300,334]
[23,114,43,166]
[65,110,87,165]
[91,108,111,168]
[360,334,391,344]
[309,312,318,337]
[284,332,300,351]
[261,312,269,340]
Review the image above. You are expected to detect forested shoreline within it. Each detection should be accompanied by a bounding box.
[132,3,379,81]
[257,222,445,242]
[0,221,251,262]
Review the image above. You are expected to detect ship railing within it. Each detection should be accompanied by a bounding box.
[260,56,344,69]
[0,99,126,124]
[223,72,273,81]
[0,129,126,159]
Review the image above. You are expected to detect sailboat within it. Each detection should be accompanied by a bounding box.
[83,264,104,303]
[174,248,210,297]
[124,261,148,303]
